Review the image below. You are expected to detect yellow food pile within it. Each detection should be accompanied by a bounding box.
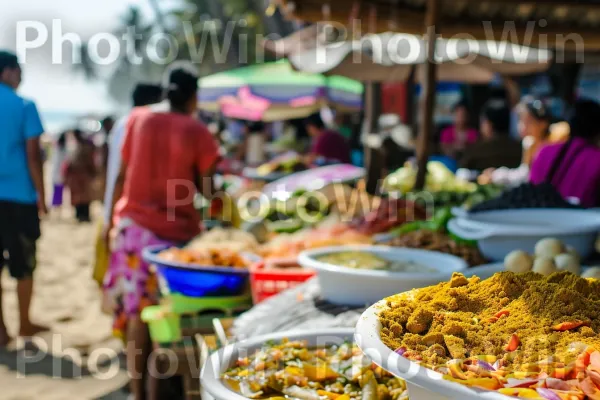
[380,271,600,368]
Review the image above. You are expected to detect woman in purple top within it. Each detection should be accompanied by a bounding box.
[305,113,351,164]
[530,99,600,208]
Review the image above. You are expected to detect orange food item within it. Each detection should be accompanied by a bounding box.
[158,247,248,268]
[444,376,501,390]
[494,310,510,319]
[505,334,520,352]
[498,388,540,398]
[553,321,591,332]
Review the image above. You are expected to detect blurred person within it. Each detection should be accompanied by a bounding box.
[96,116,115,201]
[103,65,220,400]
[234,121,267,166]
[103,84,163,226]
[101,116,115,137]
[64,129,96,222]
[378,114,414,175]
[0,50,48,344]
[530,99,600,207]
[335,112,353,139]
[94,84,163,287]
[460,99,522,171]
[518,97,554,166]
[49,132,68,211]
[479,97,554,186]
[304,113,351,164]
[440,100,478,159]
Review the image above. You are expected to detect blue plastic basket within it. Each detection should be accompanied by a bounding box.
[142,245,250,298]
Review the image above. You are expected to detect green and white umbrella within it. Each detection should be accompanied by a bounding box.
[198,60,363,121]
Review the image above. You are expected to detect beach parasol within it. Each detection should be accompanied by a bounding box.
[198,60,363,121]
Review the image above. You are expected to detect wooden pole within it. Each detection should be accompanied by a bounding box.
[365,82,383,195]
[414,0,439,191]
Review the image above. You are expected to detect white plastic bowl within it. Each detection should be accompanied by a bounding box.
[355,296,513,400]
[201,328,355,400]
[298,246,468,306]
[448,209,600,262]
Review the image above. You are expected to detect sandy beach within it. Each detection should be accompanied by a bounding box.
[0,204,129,399]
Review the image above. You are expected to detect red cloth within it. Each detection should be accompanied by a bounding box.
[114,107,219,242]
[310,129,351,163]
[440,126,478,145]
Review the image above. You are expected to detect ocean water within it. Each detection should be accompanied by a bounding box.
[40,110,82,136]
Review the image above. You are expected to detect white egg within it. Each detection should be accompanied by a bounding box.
[532,257,558,276]
[534,238,564,258]
[554,254,581,275]
[504,250,533,273]
[582,267,600,279]
[564,246,581,263]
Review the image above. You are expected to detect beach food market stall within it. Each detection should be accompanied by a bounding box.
[266,0,600,191]
[140,180,600,399]
[147,2,600,389]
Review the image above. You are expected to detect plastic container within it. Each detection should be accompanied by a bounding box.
[249,260,315,303]
[166,293,253,315]
[448,209,600,261]
[298,245,468,306]
[141,305,181,344]
[356,296,513,400]
[201,328,355,400]
[142,245,250,298]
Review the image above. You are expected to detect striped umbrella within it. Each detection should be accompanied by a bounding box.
[198,60,363,121]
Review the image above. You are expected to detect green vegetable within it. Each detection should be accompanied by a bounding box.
[389,206,452,237]
[390,221,426,236]
[269,219,304,234]
[292,189,307,198]
[449,232,478,247]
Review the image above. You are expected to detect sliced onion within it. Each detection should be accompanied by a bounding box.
[545,378,573,391]
[506,378,540,388]
[477,360,496,371]
[537,388,562,400]
[395,347,407,356]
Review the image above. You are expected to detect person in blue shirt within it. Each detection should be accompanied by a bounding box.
[0,50,48,345]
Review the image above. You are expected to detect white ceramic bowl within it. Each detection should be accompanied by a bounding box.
[448,209,600,261]
[201,328,355,400]
[355,296,513,400]
[298,245,468,306]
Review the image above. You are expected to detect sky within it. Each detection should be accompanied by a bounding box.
[0,0,178,131]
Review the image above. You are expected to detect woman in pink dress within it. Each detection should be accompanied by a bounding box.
[440,101,478,159]
[530,99,600,208]
[104,66,220,400]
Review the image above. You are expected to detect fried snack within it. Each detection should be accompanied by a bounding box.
[388,230,487,267]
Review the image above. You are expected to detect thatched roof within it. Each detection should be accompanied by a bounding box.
[277,0,600,49]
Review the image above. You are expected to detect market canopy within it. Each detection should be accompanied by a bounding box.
[198,60,364,121]
[265,30,552,83]
[273,0,600,50]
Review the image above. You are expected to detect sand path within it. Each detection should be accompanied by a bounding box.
[0,206,129,399]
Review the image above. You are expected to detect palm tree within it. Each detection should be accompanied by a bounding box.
[74,5,163,104]
[106,5,164,103]
[76,1,299,102]
[75,43,97,80]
